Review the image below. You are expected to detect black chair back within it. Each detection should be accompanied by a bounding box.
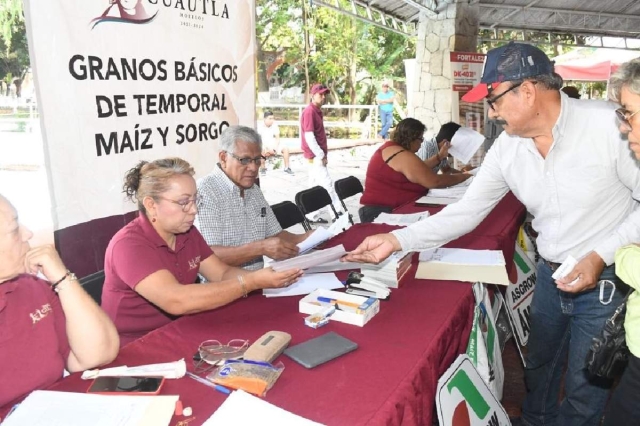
[334,176,364,224]
[79,270,105,306]
[295,186,340,230]
[271,201,306,230]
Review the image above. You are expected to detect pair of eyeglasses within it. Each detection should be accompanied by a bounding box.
[158,195,202,212]
[486,82,523,111]
[229,152,266,166]
[194,339,249,368]
[615,107,640,128]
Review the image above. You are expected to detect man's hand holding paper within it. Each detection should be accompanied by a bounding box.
[261,236,300,260]
[556,251,605,293]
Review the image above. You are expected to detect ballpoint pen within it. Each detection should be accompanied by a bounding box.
[185,371,231,395]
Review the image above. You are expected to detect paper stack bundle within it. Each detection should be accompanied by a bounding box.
[360,251,413,288]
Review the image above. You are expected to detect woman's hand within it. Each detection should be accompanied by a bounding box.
[247,267,304,290]
[23,245,68,284]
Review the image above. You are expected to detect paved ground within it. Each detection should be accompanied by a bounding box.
[258,143,381,232]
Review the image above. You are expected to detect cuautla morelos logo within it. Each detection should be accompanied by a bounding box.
[437,355,510,426]
[90,0,230,28]
[91,0,159,28]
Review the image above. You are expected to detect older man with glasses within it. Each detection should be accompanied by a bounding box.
[195,125,312,271]
[345,42,640,426]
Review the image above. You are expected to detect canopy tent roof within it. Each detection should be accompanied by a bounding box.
[313,0,640,43]
[552,47,640,81]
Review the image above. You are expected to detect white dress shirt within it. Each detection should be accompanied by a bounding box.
[393,93,640,265]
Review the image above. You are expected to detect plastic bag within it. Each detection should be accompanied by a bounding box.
[206,359,284,397]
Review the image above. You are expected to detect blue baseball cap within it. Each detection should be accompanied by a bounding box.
[462,42,555,103]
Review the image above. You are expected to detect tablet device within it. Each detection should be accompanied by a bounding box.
[284,332,358,368]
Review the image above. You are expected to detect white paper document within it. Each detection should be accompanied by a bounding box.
[419,248,505,266]
[2,391,178,426]
[203,389,323,426]
[416,248,509,285]
[263,273,344,297]
[270,245,347,272]
[297,227,334,254]
[415,195,460,206]
[373,211,430,226]
[82,359,186,380]
[449,127,485,164]
[305,259,362,274]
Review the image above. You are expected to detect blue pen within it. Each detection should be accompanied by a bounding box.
[213,384,232,395]
[185,371,232,395]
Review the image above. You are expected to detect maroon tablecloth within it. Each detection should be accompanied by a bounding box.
[0,193,525,426]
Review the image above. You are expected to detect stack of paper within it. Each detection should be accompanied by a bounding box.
[2,391,178,426]
[360,251,413,288]
[373,211,430,226]
[270,245,346,272]
[416,178,473,205]
[263,273,344,297]
[415,248,509,285]
[294,214,351,255]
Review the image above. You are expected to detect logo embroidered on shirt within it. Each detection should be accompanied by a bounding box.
[188,256,201,271]
[30,303,52,324]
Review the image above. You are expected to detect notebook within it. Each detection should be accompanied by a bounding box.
[284,332,358,368]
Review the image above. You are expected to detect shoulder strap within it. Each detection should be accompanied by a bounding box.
[384,149,405,164]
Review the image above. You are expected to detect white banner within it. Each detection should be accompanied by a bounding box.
[24,0,255,230]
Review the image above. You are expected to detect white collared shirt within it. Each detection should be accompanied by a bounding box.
[393,93,640,265]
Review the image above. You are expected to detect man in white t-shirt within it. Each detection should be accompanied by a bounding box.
[257,111,293,175]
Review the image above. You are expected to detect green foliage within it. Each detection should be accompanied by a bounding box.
[0,0,23,50]
[0,20,29,86]
[255,0,415,106]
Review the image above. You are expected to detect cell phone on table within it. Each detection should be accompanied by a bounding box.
[86,376,165,395]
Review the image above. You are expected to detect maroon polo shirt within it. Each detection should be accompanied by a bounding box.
[102,214,213,346]
[0,274,70,407]
[300,103,328,159]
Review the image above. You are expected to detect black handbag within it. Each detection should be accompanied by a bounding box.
[585,291,634,379]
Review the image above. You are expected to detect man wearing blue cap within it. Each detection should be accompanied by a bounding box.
[345,42,640,425]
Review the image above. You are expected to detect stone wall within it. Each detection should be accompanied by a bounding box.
[412,2,479,136]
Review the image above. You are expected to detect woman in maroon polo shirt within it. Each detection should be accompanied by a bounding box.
[101,158,303,346]
[0,195,119,409]
[359,118,472,223]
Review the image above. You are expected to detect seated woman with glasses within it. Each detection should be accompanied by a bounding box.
[101,158,303,346]
[359,118,472,223]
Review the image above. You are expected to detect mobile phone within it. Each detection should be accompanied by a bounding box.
[86,376,165,395]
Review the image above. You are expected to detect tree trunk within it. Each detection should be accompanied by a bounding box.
[256,47,270,93]
[302,1,310,104]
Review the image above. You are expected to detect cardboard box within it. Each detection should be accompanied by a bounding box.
[299,289,380,327]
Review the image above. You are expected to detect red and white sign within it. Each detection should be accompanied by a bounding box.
[450,52,485,92]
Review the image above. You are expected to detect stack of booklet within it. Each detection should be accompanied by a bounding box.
[360,251,413,288]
